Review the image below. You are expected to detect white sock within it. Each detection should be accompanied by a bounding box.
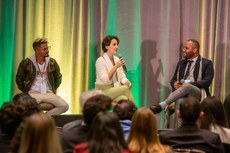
[159,101,167,109]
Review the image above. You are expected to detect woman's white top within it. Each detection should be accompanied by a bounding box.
[210,124,230,144]
[95,53,128,86]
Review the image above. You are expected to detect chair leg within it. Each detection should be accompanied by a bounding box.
[165,110,170,128]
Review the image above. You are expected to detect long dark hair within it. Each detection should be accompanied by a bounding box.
[201,96,229,129]
[87,111,127,153]
[224,94,230,126]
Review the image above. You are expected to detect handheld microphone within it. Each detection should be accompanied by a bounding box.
[180,79,185,84]
[118,54,127,73]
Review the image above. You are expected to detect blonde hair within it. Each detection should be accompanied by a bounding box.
[127,108,171,153]
[18,113,62,153]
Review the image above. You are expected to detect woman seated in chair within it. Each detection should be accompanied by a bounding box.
[94,35,134,104]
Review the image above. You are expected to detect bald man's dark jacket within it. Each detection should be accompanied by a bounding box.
[170,55,214,96]
[159,123,224,153]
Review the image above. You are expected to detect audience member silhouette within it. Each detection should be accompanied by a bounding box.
[12,92,32,102]
[127,107,171,153]
[224,94,230,126]
[73,111,133,153]
[10,113,62,153]
[79,90,103,109]
[12,92,41,115]
[200,96,230,144]
[113,100,137,140]
[61,94,112,153]
[159,96,224,153]
[0,94,40,153]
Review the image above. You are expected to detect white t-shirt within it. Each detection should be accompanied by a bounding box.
[30,62,51,94]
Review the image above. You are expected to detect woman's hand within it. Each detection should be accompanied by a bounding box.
[108,58,125,80]
[125,80,132,88]
[115,58,125,69]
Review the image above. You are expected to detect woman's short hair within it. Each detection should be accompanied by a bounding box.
[102,35,119,52]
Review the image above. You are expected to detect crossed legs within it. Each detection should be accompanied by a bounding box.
[29,91,69,116]
[150,84,200,114]
[95,84,134,104]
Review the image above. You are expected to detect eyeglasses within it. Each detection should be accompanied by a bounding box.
[43,46,51,51]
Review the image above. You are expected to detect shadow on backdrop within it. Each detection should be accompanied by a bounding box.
[139,40,170,107]
[214,43,230,97]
